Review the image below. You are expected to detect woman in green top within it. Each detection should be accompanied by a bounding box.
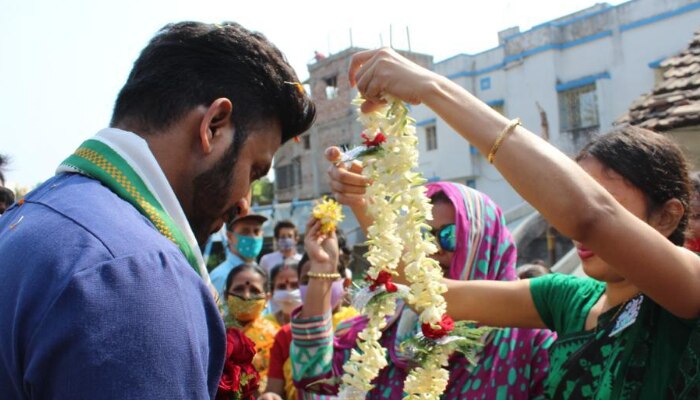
[326,48,700,399]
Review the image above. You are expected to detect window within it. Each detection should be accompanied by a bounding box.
[480,77,491,91]
[425,125,437,151]
[558,84,599,132]
[275,158,302,190]
[302,135,311,150]
[275,165,291,190]
[324,76,338,99]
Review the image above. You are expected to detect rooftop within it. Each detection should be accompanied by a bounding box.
[618,28,700,131]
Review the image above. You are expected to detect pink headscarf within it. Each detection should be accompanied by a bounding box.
[425,181,517,282]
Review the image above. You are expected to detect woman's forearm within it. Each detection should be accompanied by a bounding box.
[299,275,333,319]
[443,279,545,329]
[421,75,611,242]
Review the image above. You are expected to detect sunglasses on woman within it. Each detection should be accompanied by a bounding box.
[425,223,456,252]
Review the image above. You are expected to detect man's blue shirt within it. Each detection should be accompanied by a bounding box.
[0,173,225,399]
[209,249,245,301]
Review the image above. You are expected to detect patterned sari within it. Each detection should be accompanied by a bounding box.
[234,316,279,392]
[291,182,555,399]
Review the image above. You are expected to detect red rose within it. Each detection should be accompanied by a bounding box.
[226,327,256,364]
[239,364,260,398]
[218,364,241,392]
[421,314,455,340]
[361,132,387,147]
[217,328,260,400]
[368,270,397,293]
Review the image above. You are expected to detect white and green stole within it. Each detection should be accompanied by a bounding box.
[57,129,210,282]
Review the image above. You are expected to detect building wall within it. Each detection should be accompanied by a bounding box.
[273,0,700,209]
[669,127,700,168]
[416,0,700,212]
[274,48,433,201]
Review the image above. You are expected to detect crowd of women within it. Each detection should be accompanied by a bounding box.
[218,48,700,400]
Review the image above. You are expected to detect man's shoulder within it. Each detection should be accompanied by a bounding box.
[210,256,243,281]
[260,251,279,261]
[0,174,193,312]
[6,173,177,257]
[260,251,282,268]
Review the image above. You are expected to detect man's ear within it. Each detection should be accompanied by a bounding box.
[232,196,250,221]
[199,98,233,154]
[650,198,685,238]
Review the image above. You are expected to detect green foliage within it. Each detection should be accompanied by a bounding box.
[251,177,274,205]
[400,322,493,366]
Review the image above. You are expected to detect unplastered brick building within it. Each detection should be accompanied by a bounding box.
[273,47,432,202]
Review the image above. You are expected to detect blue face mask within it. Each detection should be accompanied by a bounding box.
[277,237,296,251]
[233,233,263,260]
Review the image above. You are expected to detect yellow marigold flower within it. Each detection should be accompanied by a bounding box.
[312,196,344,234]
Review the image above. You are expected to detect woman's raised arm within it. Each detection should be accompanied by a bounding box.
[348,48,700,319]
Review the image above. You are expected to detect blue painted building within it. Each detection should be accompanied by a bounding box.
[413,0,700,210]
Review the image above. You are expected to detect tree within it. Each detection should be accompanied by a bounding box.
[251,177,274,206]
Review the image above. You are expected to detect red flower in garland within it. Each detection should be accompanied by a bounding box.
[361,131,387,147]
[421,314,455,340]
[217,327,260,400]
[367,270,398,293]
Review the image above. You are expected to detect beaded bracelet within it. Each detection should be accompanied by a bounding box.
[307,271,341,280]
[487,118,521,164]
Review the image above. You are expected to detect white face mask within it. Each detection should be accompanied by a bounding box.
[272,289,303,314]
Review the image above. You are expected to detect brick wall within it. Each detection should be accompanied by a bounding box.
[274,47,433,202]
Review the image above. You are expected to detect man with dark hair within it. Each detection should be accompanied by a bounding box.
[0,22,314,399]
[0,187,14,215]
[260,220,301,272]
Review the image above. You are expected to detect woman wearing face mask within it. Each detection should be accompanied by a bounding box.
[260,253,358,400]
[224,262,279,393]
[326,48,700,398]
[291,185,553,399]
[265,262,302,327]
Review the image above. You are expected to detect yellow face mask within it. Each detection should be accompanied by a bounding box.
[227,295,267,323]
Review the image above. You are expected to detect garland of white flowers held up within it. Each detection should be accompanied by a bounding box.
[335,97,489,400]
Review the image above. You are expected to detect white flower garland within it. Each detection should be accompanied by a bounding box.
[337,97,452,399]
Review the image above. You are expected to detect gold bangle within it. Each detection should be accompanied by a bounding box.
[307,271,341,280]
[487,118,521,164]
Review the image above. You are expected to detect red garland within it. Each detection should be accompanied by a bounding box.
[421,314,455,340]
[217,327,260,400]
[361,132,387,147]
[367,270,398,293]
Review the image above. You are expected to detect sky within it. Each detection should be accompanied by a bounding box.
[0,0,625,188]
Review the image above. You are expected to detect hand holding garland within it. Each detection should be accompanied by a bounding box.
[326,152,546,329]
[299,216,340,319]
[348,47,700,320]
[325,147,373,234]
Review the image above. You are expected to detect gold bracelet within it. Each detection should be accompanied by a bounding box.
[307,271,341,280]
[487,118,521,164]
